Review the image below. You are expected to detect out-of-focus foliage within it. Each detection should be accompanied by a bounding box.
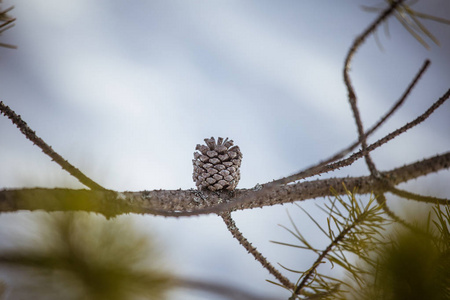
[274,185,450,300]
[0,212,172,300]
[363,0,450,49]
[272,186,391,299]
[348,204,450,300]
[0,1,16,49]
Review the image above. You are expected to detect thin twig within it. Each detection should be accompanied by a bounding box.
[375,193,435,239]
[361,88,450,158]
[344,0,404,76]
[0,101,106,190]
[0,17,14,30]
[343,0,404,177]
[0,41,16,49]
[269,59,430,186]
[387,186,450,205]
[220,212,295,290]
[183,88,450,217]
[0,5,15,17]
[290,212,364,298]
[326,87,449,178]
[0,4,16,49]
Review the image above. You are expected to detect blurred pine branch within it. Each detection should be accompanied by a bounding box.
[362,0,450,49]
[0,1,16,49]
[0,212,173,300]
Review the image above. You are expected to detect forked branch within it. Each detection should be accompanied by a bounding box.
[268,59,430,186]
[344,0,405,177]
[172,88,449,217]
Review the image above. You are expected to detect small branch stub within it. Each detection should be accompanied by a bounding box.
[192,137,243,191]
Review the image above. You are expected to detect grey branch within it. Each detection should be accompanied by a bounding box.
[1,152,448,218]
[221,212,295,290]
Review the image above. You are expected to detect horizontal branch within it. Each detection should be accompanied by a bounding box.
[1,152,448,217]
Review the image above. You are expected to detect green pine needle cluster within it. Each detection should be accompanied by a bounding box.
[363,0,450,49]
[273,185,390,299]
[274,185,450,300]
[0,1,16,49]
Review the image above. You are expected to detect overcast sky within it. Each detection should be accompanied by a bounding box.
[1,1,449,299]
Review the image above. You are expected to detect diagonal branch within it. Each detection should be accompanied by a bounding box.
[220,212,295,290]
[387,186,450,205]
[344,0,404,74]
[290,213,361,299]
[269,59,430,186]
[374,193,435,239]
[0,101,106,191]
[0,4,16,49]
[192,88,450,216]
[343,0,405,177]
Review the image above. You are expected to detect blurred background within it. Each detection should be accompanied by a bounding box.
[0,0,449,299]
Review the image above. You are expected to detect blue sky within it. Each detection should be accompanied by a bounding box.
[0,1,449,299]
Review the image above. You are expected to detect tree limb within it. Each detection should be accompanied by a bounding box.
[1,152,448,217]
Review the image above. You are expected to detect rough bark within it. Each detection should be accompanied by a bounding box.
[1,152,448,218]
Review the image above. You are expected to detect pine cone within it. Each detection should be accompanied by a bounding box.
[192,137,243,191]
